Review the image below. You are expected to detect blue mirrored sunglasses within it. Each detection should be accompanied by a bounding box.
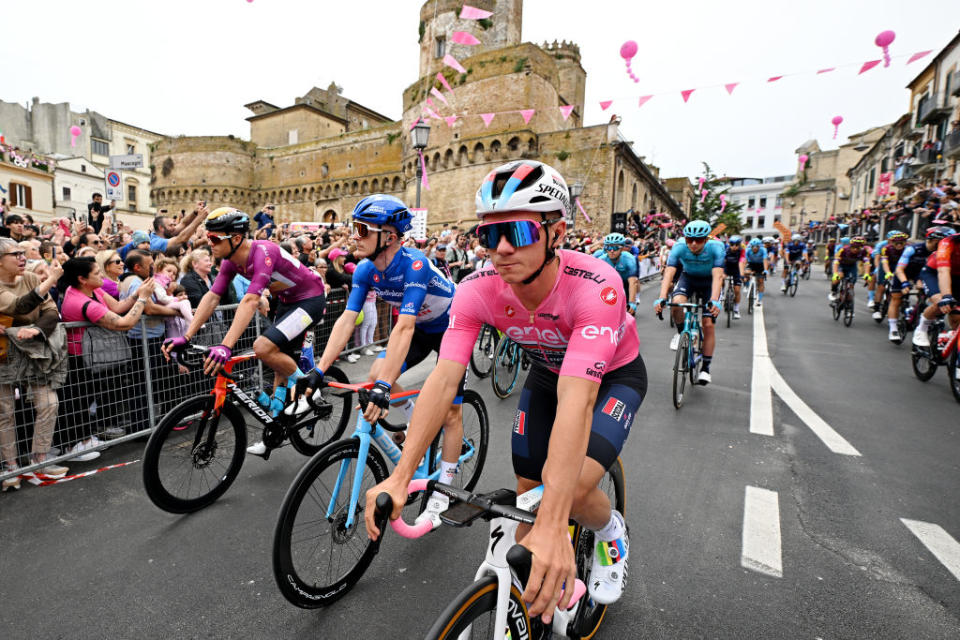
[604,244,623,251]
[477,220,548,249]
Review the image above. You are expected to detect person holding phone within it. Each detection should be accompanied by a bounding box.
[254,204,276,239]
[87,193,115,235]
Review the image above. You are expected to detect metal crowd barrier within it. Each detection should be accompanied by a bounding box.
[0,292,395,485]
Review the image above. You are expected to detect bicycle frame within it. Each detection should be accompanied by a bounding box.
[323,383,477,529]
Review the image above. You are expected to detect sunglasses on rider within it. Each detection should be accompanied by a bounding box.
[352,220,387,239]
[604,244,623,252]
[476,219,555,250]
[206,232,231,243]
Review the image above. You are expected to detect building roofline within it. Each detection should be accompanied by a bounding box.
[106,118,165,138]
[347,100,395,123]
[905,29,960,90]
[245,102,348,125]
[613,141,684,217]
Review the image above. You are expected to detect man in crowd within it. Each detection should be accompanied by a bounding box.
[254,204,276,239]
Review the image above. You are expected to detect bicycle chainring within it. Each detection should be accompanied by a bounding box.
[262,423,285,449]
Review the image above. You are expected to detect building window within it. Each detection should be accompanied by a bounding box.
[775,195,782,208]
[748,197,755,209]
[62,186,71,200]
[288,129,298,145]
[126,143,136,155]
[128,184,137,205]
[435,36,446,59]
[92,139,109,156]
[868,169,875,191]
[13,184,29,208]
[759,196,767,208]
[758,216,766,228]
[80,164,86,173]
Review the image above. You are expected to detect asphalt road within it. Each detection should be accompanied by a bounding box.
[1,269,958,639]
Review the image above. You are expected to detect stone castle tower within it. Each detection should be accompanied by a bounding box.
[149,0,680,230]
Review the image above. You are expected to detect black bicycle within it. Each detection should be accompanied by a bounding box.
[832,276,855,327]
[141,344,351,513]
[470,324,500,379]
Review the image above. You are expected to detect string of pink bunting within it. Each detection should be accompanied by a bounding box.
[418,150,430,190]
[459,5,493,20]
[451,31,481,46]
[436,72,454,93]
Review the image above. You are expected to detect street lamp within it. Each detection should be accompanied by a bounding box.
[569,181,584,229]
[411,119,431,210]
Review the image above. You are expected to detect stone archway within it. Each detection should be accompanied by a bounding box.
[322,209,338,223]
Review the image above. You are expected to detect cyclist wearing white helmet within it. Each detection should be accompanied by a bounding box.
[366,160,646,617]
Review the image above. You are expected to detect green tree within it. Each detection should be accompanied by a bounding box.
[691,162,744,235]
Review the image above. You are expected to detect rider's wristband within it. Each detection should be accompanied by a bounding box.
[313,366,324,378]
[375,379,392,390]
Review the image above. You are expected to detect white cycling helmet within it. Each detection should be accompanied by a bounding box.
[475,160,571,219]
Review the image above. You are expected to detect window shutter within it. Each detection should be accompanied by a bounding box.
[25,186,33,210]
[9,183,17,207]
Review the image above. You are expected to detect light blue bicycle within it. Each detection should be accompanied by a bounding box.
[272,380,489,608]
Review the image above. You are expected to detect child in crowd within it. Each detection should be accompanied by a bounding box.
[152,257,194,345]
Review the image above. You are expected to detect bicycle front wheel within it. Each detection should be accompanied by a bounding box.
[672,333,689,409]
[424,575,543,640]
[492,340,521,399]
[288,365,352,456]
[948,349,960,404]
[142,395,247,514]
[789,276,798,297]
[843,301,854,327]
[272,439,389,608]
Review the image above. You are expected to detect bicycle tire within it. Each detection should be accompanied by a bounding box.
[423,575,544,640]
[492,339,521,399]
[747,284,755,315]
[272,438,389,609]
[570,457,626,639]
[288,365,352,456]
[948,349,960,404]
[142,395,247,514]
[469,325,499,379]
[832,298,842,321]
[447,389,489,493]
[894,317,907,345]
[672,333,689,409]
[788,276,798,297]
[843,301,854,327]
[911,347,938,382]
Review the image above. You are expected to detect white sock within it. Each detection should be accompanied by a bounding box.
[889,318,897,329]
[917,316,929,332]
[395,399,415,423]
[734,304,740,312]
[439,460,458,483]
[594,510,626,542]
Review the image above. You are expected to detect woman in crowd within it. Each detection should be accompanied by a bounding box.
[58,257,156,454]
[179,248,216,308]
[95,249,124,299]
[0,237,68,490]
[325,247,353,291]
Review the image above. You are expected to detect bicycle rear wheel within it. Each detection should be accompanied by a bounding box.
[948,349,960,403]
[843,300,854,327]
[672,333,689,409]
[288,365,352,456]
[492,339,521,399]
[272,439,389,608]
[142,395,246,514]
[423,575,544,640]
[470,325,499,379]
[747,282,755,315]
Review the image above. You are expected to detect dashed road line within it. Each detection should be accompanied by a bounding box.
[741,485,783,578]
[901,519,960,581]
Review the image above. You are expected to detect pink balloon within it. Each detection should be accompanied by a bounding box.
[831,116,843,140]
[798,154,808,165]
[875,30,895,67]
[69,125,82,147]
[620,41,638,61]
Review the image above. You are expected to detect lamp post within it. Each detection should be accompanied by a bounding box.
[569,181,584,230]
[411,119,431,210]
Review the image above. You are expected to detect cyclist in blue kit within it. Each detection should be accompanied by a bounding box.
[296,194,465,529]
[744,238,770,307]
[653,220,724,385]
[592,232,639,311]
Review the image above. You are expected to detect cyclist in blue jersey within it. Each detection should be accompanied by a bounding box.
[592,232,639,312]
[653,220,724,385]
[744,239,770,307]
[297,194,465,528]
[780,236,806,292]
[722,235,746,318]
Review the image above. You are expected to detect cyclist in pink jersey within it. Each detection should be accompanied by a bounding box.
[163,208,327,421]
[365,161,646,620]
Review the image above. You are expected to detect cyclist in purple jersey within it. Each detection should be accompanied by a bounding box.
[163,207,327,424]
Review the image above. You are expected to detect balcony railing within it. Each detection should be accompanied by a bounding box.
[916,147,939,165]
[893,163,919,186]
[950,71,960,97]
[919,94,951,125]
[945,130,960,158]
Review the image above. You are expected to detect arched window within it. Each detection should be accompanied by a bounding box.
[371,178,379,192]
[392,176,402,191]
[490,139,502,156]
[211,189,219,202]
[361,180,368,194]
[458,145,468,166]
[630,184,637,211]
[431,152,441,171]
[322,209,337,223]
[351,181,358,195]
[507,137,520,154]
[473,142,485,162]
[526,137,537,154]
[321,163,329,178]
[444,148,454,168]
[616,170,625,210]
[334,184,340,196]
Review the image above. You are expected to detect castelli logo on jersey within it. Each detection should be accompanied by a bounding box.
[600,287,618,305]
[505,305,516,317]
[412,260,423,270]
[373,274,380,283]
[264,257,273,267]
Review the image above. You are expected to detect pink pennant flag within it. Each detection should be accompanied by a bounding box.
[519,109,535,124]
[424,106,442,120]
[724,83,739,95]
[559,105,575,121]
[443,54,467,74]
[436,72,454,93]
[444,115,458,128]
[430,87,449,106]
[418,150,430,190]
[907,50,932,65]
[480,112,496,127]
[459,5,493,19]
[426,97,435,108]
[637,95,653,108]
[599,100,613,111]
[681,89,695,103]
[767,75,783,83]
[576,198,592,223]
[451,31,481,46]
[817,67,836,74]
[858,60,881,75]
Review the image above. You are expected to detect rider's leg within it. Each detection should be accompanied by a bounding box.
[702,316,716,362]
[757,274,765,301]
[670,293,687,331]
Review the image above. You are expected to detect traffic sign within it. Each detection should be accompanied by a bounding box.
[105,170,123,201]
[110,154,143,170]
[410,208,428,240]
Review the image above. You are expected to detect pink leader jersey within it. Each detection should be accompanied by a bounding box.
[439,250,640,382]
[210,240,326,305]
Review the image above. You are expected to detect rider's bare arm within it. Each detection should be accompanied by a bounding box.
[375,314,417,387]
[658,265,677,300]
[220,293,260,350]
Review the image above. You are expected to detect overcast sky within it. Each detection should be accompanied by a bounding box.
[3,0,957,181]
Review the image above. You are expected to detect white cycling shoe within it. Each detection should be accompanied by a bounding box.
[697,370,712,385]
[912,329,931,348]
[589,518,629,605]
[733,311,741,320]
[414,494,449,531]
[889,328,901,342]
[246,441,268,458]
[872,311,882,320]
[669,334,681,351]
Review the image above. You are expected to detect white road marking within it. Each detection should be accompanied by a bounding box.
[750,307,774,435]
[750,307,861,456]
[901,519,960,581]
[741,486,783,578]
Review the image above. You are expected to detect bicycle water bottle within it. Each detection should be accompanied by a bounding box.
[937,332,950,351]
[299,330,315,373]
